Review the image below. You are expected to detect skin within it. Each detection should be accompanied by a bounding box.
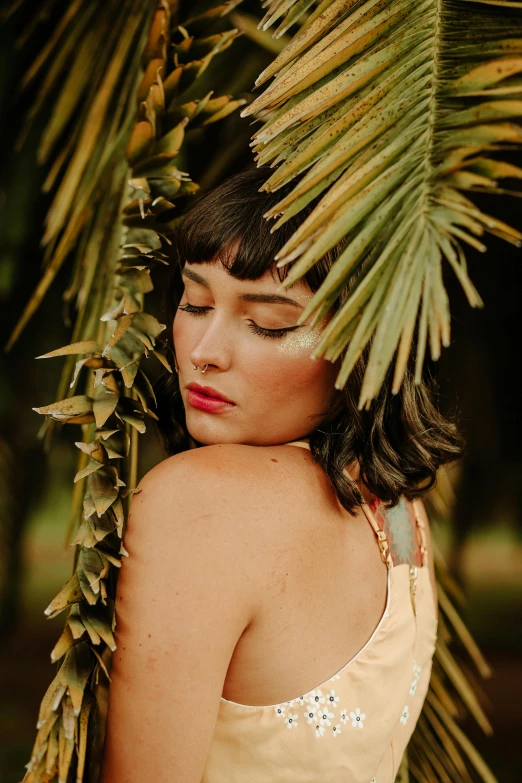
[173,260,342,447]
[100,258,437,783]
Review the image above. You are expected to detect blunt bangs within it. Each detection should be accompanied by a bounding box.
[156,165,465,515]
[168,164,340,292]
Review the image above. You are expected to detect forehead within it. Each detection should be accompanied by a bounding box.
[182,261,312,301]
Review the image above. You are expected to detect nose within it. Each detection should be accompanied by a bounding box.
[189,312,232,373]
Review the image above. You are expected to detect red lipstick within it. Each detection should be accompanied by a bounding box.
[186,383,236,413]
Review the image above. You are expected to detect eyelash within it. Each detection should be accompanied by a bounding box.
[178,303,299,340]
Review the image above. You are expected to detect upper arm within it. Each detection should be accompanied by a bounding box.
[100,449,259,783]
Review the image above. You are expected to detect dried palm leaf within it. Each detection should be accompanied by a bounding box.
[242,2,513,781]
[244,0,522,408]
[13,2,246,781]
[402,544,498,782]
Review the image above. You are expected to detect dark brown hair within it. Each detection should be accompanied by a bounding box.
[154,165,464,514]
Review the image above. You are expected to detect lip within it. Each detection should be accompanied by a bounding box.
[187,383,235,404]
[186,383,236,413]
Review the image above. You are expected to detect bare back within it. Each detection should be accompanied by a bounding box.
[221,441,436,707]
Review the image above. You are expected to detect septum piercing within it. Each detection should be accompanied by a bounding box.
[193,364,209,373]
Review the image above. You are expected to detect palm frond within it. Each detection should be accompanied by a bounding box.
[407,539,499,783]
[16,2,247,781]
[241,3,513,781]
[9,2,514,781]
[243,0,522,408]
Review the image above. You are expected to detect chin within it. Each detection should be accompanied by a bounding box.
[185,416,239,446]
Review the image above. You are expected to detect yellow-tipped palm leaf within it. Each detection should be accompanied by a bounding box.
[243,0,522,408]
[6,1,516,782]
[13,3,250,781]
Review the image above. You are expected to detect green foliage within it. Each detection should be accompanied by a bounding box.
[16,2,247,780]
[7,1,518,781]
[246,0,522,407]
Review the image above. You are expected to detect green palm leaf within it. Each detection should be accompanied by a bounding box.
[242,3,514,781]
[12,3,248,781]
[6,2,514,782]
[243,0,522,408]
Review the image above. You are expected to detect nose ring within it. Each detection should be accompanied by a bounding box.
[193,364,209,373]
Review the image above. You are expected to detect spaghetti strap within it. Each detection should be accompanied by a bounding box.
[411,499,429,568]
[282,439,392,569]
[359,503,393,570]
[282,440,311,449]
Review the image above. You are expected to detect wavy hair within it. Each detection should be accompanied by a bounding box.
[154,165,464,514]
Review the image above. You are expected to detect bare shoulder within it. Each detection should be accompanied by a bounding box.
[138,443,308,520]
[127,444,300,577]
[102,444,283,782]
[136,443,302,515]
[129,442,332,598]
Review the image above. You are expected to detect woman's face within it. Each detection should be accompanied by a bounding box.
[172,259,340,446]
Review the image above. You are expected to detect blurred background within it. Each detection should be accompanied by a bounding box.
[0,3,521,782]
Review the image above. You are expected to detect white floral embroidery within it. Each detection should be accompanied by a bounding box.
[308,689,326,708]
[285,712,298,729]
[325,689,341,709]
[318,706,335,726]
[274,705,286,718]
[409,662,422,695]
[350,708,366,728]
[332,724,342,737]
[294,695,307,709]
[340,708,349,724]
[329,672,342,682]
[304,704,318,724]
[315,724,325,738]
[371,778,376,783]
[400,705,409,725]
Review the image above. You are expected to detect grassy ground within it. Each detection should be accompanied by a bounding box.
[1,467,521,783]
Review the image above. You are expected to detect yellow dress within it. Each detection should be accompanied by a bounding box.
[201,441,438,783]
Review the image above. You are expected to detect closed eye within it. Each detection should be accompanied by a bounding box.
[177,302,301,339]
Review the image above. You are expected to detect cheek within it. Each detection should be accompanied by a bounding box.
[275,324,325,359]
[172,312,188,356]
[249,324,336,400]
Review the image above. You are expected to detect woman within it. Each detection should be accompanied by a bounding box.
[100,166,463,782]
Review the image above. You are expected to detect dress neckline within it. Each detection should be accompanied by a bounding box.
[219,440,432,710]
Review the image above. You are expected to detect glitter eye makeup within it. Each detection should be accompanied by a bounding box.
[177,301,304,340]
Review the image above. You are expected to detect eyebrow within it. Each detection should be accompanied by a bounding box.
[181,266,303,308]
